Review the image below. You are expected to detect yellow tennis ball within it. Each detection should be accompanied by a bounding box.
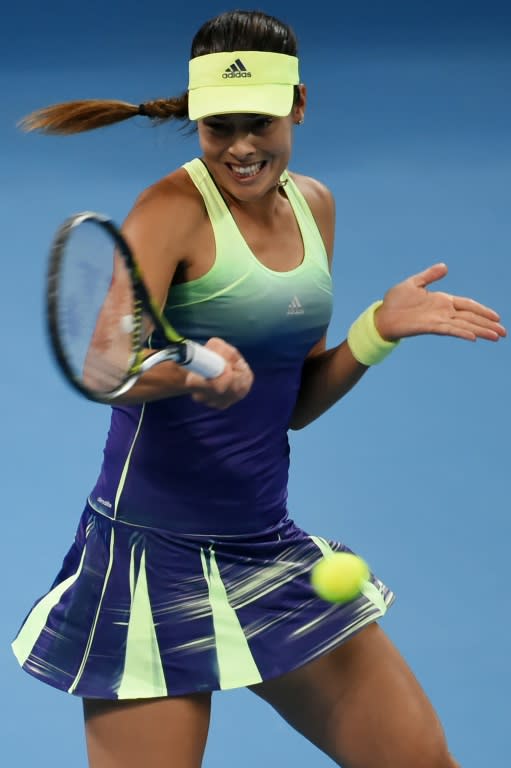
[311,552,370,603]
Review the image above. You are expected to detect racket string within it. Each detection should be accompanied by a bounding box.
[56,219,142,394]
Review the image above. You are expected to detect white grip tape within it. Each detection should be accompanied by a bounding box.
[183,341,226,379]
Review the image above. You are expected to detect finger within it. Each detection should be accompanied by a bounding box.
[438,317,503,342]
[185,367,231,392]
[184,370,207,389]
[205,337,242,365]
[204,339,253,388]
[412,262,449,289]
[451,296,502,322]
[436,319,477,341]
[454,316,505,340]
[455,308,506,335]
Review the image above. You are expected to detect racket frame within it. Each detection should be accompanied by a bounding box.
[47,211,223,402]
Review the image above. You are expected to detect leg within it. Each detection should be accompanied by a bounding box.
[83,693,211,768]
[250,623,460,768]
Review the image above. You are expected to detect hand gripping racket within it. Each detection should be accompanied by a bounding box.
[47,211,225,402]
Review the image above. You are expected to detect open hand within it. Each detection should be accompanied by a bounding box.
[184,337,254,409]
[375,263,507,342]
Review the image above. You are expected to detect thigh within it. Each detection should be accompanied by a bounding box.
[83,693,211,768]
[250,623,459,768]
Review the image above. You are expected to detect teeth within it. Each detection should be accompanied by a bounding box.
[230,162,263,177]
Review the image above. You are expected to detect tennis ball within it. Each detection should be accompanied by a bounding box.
[311,552,369,603]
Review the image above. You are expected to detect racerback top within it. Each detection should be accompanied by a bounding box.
[88,158,333,535]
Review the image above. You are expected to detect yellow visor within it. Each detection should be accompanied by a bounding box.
[188,51,300,120]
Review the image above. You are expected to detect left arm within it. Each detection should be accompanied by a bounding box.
[289,337,368,430]
[289,264,506,430]
[289,175,506,429]
[289,174,369,430]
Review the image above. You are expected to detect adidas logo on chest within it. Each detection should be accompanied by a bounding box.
[287,296,304,316]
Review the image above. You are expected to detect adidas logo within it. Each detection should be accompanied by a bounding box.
[287,296,304,316]
[222,58,252,79]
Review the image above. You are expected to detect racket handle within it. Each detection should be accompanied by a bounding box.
[182,341,226,379]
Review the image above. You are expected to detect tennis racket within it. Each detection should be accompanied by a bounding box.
[47,211,226,402]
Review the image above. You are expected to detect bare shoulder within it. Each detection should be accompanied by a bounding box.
[289,171,334,206]
[288,171,336,261]
[123,167,207,253]
[118,167,208,304]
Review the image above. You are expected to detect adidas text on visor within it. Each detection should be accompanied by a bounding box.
[188,51,300,120]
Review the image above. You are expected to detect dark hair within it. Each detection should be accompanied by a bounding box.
[191,9,297,57]
[19,10,298,136]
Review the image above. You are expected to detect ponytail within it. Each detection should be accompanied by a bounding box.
[19,94,189,135]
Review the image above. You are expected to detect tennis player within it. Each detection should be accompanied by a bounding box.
[12,10,505,768]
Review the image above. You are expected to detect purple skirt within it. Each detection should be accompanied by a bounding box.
[12,503,394,699]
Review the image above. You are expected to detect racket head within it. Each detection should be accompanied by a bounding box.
[47,211,154,402]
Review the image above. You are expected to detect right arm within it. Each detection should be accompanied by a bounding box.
[106,173,253,407]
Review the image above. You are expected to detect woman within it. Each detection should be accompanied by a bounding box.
[12,9,505,768]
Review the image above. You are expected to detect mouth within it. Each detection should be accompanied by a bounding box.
[226,161,267,181]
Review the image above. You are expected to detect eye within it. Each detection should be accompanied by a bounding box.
[203,119,233,134]
[251,117,274,133]
[201,116,275,135]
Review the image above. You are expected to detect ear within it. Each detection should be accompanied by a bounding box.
[292,84,307,125]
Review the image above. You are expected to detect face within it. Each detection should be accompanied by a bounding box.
[197,86,306,203]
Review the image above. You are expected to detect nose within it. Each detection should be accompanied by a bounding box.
[227,130,257,159]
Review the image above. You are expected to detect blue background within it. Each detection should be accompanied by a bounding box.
[2,1,510,765]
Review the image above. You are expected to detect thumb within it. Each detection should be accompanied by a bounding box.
[184,370,208,389]
[412,262,449,289]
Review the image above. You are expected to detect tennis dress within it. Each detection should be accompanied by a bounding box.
[12,159,394,698]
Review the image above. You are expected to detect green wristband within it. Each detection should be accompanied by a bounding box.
[347,300,400,366]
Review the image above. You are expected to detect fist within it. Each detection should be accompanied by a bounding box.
[184,337,254,409]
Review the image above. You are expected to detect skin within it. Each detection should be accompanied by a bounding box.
[83,83,505,767]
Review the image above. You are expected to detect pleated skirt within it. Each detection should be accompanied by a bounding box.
[12,503,394,698]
